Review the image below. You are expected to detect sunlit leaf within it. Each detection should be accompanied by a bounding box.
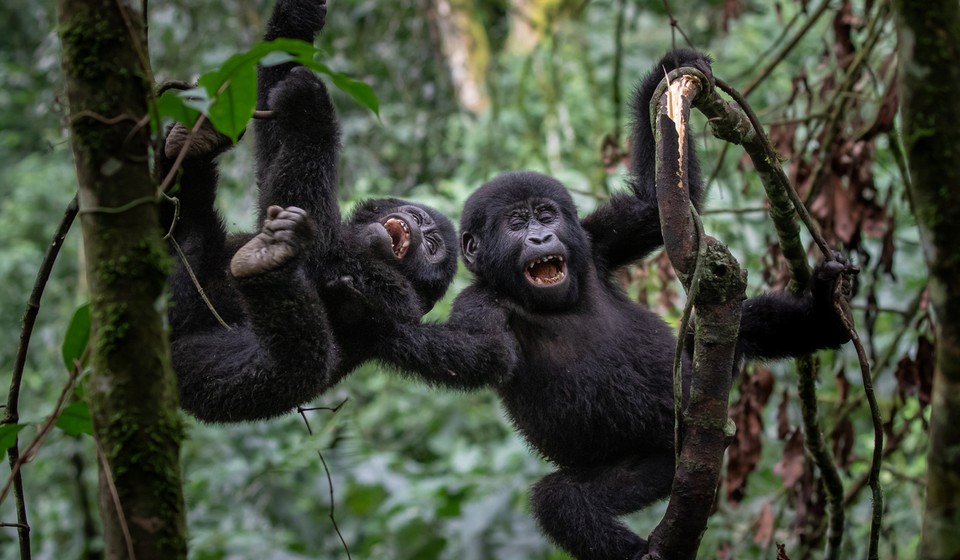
[259,51,297,67]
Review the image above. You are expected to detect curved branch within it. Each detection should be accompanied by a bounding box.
[645,69,745,560]
[3,195,79,559]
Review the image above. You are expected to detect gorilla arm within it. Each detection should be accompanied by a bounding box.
[254,0,339,231]
[735,255,856,361]
[376,287,518,391]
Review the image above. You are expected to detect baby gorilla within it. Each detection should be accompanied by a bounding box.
[160,0,458,422]
[376,49,857,559]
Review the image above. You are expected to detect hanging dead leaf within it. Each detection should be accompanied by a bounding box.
[753,501,775,546]
[776,389,791,440]
[773,429,805,487]
[726,368,775,504]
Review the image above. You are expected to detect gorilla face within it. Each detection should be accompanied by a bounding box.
[461,172,589,313]
[378,205,451,265]
[350,198,459,311]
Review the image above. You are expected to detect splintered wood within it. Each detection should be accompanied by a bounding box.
[665,75,700,191]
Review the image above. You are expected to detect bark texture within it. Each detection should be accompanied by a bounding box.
[894,2,960,559]
[57,0,187,557]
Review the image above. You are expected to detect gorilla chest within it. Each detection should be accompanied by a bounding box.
[502,314,641,465]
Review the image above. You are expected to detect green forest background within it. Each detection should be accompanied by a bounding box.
[0,0,933,558]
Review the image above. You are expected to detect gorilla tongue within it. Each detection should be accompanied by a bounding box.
[384,218,411,259]
[526,256,566,286]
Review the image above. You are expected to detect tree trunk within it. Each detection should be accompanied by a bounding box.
[431,0,490,112]
[893,2,960,559]
[57,0,187,558]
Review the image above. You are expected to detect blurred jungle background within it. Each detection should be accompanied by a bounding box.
[0,0,937,558]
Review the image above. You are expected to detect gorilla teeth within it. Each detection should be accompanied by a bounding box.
[525,255,567,286]
[383,218,412,259]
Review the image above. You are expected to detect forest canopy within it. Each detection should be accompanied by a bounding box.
[2,0,958,559]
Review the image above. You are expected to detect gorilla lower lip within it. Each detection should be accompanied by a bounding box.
[383,218,411,258]
[525,255,566,286]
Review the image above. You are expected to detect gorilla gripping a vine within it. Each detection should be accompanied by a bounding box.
[375,50,857,558]
[159,0,460,422]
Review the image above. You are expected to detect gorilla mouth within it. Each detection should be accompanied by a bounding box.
[383,218,411,259]
[525,255,567,286]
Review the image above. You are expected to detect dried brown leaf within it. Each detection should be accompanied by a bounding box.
[774,429,805,487]
[753,501,775,546]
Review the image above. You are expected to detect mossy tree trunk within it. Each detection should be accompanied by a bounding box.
[57,0,187,558]
[893,2,960,559]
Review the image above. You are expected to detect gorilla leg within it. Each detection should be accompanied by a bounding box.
[159,119,242,340]
[530,453,675,560]
[175,206,338,422]
[231,205,314,278]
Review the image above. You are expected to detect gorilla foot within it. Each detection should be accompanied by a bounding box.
[231,205,314,278]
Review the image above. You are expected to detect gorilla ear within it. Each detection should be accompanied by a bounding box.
[461,231,479,266]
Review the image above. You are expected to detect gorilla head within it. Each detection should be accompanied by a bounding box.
[460,171,590,312]
[350,198,458,312]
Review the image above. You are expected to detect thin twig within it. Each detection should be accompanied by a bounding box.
[741,0,832,97]
[167,237,232,331]
[611,0,626,139]
[298,402,351,559]
[660,0,696,49]
[836,295,883,560]
[796,354,845,559]
[95,438,137,560]
[0,349,87,507]
[805,0,891,204]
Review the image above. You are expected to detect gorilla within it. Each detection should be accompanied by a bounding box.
[376,49,854,558]
[159,0,458,422]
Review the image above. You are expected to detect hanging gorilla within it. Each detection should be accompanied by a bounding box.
[158,0,459,422]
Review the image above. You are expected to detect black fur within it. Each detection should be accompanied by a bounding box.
[377,49,853,559]
[160,0,458,422]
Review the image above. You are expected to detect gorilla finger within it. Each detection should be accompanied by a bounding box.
[820,260,847,277]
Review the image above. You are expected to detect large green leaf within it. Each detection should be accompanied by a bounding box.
[198,58,257,143]
[154,38,380,138]
[62,303,90,373]
[155,88,204,130]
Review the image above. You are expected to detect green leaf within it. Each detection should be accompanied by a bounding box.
[254,39,380,115]
[197,62,257,143]
[168,38,380,143]
[62,303,91,373]
[259,51,297,67]
[327,69,380,116]
[156,88,203,128]
[0,424,27,451]
[56,401,94,437]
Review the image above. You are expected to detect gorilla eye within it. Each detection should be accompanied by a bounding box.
[425,236,439,253]
[536,205,557,223]
[410,212,423,226]
[508,210,529,230]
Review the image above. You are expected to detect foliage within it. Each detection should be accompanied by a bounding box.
[0,0,934,559]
